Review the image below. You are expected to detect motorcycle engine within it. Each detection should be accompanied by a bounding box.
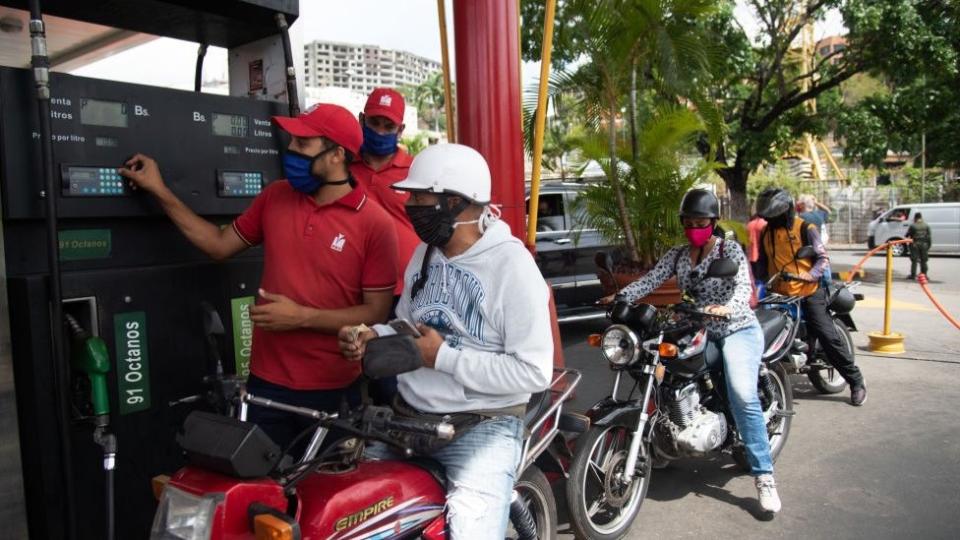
[661,382,728,456]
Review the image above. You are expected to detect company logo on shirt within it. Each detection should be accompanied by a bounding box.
[379,95,393,107]
[331,233,346,252]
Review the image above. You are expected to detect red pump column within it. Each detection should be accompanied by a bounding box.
[452,0,525,239]
[452,2,566,371]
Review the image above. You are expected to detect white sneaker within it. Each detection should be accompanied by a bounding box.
[755,474,782,514]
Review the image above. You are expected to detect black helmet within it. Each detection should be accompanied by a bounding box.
[756,187,794,220]
[679,189,720,219]
[828,284,856,314]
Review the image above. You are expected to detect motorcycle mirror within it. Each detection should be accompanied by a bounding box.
[200,302,227,376]
[705,258,738,279]
[794,246,818,261]
[200,302,225,337]
[594,251,615,274]
[363,335,424,379]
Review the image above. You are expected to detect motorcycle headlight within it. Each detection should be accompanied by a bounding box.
[600,324,640,366]
[150,486,218,540]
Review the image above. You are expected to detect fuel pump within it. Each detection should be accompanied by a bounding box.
[0,1,300,537]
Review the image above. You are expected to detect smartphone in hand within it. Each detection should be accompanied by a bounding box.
[388,319,422,338]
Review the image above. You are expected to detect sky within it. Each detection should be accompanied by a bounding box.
[70,1,847,92]
[71,0,456,90]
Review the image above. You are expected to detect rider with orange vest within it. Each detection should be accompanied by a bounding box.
[755,188,867,407]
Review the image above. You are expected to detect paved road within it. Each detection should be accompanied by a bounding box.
[555,251,960,539]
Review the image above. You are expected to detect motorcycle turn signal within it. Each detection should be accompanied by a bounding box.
[658,343,678,357]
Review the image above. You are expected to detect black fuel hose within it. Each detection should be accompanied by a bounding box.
[274,13,300,117]
[195,43,208,92]
[27,1,77,537]
[105,467,115,540]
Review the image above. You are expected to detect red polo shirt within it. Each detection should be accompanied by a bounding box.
[233,180,398,390]
[350,150,420,295]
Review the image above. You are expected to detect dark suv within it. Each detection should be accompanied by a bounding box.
[527,182,613,322]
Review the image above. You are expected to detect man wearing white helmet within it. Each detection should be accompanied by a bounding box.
[339,144,554,539]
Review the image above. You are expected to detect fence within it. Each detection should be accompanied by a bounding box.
[719,180,891,246]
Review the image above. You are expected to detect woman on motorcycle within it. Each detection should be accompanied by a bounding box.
[603,189,782,514]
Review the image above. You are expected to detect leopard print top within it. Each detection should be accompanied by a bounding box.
[620,239,757,337]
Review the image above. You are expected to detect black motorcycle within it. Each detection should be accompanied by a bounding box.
[757,245,863,394]
[566,255,794,540]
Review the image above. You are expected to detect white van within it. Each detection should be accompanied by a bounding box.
[867,202,960,256]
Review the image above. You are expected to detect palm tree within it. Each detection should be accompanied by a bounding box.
[413,71,447,133]
[531,0,721,264]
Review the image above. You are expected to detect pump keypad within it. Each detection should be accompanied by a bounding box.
[217,170,264,197]
[61,166,128,197]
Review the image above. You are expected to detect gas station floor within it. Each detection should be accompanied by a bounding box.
[556,251,960,539]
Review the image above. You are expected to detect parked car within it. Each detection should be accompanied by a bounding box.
[867,202,960,256]
[527,182,614,322]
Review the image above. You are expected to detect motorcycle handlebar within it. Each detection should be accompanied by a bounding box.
[245,394,330,420]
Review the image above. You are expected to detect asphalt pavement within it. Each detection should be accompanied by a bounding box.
[554,250,960,539]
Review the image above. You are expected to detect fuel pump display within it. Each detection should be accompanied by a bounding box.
[79,98,129,128]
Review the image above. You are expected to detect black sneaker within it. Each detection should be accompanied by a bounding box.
[906,275,916,280]
[851,386,867,406]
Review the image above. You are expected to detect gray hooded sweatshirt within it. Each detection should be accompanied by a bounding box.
[393,220,554,414]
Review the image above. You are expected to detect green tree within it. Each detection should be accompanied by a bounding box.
[410,71,448,134]
[694,0,944,220]
[522,0,721,263]
[836,2,959,170]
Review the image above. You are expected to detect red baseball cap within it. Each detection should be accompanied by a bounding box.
[272,103,362,158]
[363,88,405,125]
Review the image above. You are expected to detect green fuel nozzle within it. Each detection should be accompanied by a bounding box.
[65,314,111,419]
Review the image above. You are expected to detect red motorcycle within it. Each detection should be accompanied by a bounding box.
[150,329,584,540]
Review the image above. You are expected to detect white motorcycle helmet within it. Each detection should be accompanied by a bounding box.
[393,143,491,204]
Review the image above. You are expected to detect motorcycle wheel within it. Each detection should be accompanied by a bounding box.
[566,425,650,540]
[733,361,793,473]
[507,466,557,540]
[807,319,853,394]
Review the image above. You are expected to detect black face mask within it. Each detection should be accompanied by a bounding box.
[405,195,469,247]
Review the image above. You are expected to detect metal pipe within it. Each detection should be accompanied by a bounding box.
[436,0,455,142]
[883,244,893,335]
[194,43,208,93]
[274,13,300,117]
[525,0,557,248]
[27,1,77,537]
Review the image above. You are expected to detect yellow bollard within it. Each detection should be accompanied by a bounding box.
[868,244,906,353]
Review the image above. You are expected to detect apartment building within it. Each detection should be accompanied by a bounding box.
[304,40,440,94]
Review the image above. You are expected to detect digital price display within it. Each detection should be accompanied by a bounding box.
[217,170,263,197]
[80,99,128,128]
[61,166,128,197]
[212,113,249,137]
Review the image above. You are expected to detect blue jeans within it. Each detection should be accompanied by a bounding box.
[366,415,524,539]
[721,321,774,476]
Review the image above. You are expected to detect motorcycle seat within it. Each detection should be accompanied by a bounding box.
[525,390,551,428]
[755,308,787,348]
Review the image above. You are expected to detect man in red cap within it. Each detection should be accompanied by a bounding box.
[351,88,419,301]
[118,103,398,449]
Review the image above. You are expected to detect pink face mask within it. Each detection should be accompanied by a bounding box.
[684,225,713,247]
